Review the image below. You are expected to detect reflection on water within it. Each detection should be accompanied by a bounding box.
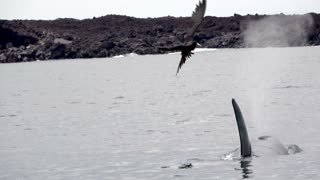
[235,160,254,179]
[240,160,253,179]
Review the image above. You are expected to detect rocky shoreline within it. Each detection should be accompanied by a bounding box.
[1,13,320,63]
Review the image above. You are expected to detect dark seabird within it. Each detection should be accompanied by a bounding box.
[160,0,207,75]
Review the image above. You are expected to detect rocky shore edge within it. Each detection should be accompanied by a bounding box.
[1,13,320,63]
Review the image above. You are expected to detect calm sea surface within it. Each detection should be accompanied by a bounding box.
[1,47,320,179]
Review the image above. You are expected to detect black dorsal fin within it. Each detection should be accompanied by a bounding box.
[232,99,252,157]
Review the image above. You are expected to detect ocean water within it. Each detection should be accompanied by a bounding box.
[0,47,320,179]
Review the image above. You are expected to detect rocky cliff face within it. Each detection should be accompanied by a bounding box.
[1,13,320,63]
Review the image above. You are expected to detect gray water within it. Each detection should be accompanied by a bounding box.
[1,47,320,179]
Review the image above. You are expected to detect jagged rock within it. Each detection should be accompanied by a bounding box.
[0,54,6,63]
[0,13,320,63]
[23,57,29,62]
[64,48,78,59]
[100,41,116,50]
[50,43,66,59]
[54,38,72,44]
[204,33,243,48]
[6,42,13,49]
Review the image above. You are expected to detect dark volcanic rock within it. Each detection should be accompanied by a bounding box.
[100,41,116,50]
[0,25,38,50]
[0,13,320,63]
[50,43,66,59]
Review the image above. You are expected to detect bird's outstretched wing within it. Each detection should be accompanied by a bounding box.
[184,0,207,44]
[176,51,193,75]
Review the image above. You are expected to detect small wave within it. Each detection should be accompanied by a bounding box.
[168,48,217,55]
[221,148,241,161]
[193,48,217,53]
[113,55,125,58]
[128,53,138,56]
[274,85,308,89]
[215,114,232,117]
[114,96,125,99]
[112,53,138,58]
[281,85,301,89]
[112,49,215,57]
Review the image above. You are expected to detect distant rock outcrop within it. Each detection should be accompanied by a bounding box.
[1,13,320,63]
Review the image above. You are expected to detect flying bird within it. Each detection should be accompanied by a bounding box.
[160,0,207,75]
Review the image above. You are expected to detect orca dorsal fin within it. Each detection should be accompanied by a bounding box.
[232,99,252,157]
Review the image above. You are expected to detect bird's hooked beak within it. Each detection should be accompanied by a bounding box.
[196,42,202,47]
